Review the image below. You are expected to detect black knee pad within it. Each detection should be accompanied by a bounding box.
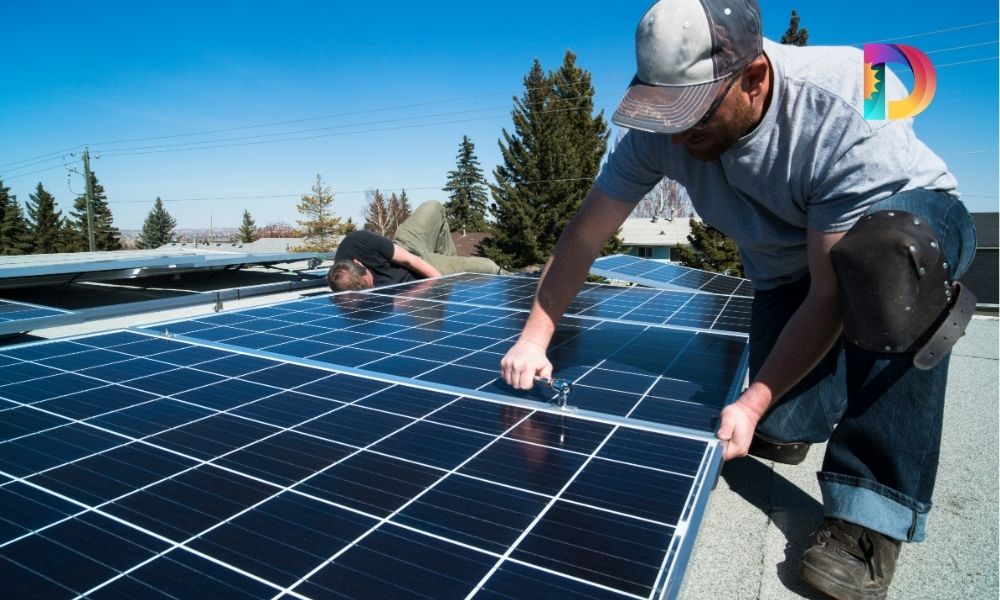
[830,210,976,369]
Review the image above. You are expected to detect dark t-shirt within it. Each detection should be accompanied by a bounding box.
[334,230,416,287]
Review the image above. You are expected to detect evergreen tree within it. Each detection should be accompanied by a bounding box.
[68,172,122,251]
[0,180,30,255]
[485,52,611,268]
[25,183,64,253]
[137,197,177,249]
[295,174,341,252]
[238,209,257,243]
[398,189,412,221]
[443,135,489,232]
[780,10,809,46]
[388,193,403,234]
[340,217,358,234]
[363,189,394,236]
[672,219,745,277]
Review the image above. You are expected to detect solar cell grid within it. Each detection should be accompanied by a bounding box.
[591,255,755,298]
[0,299,69,324]
[368,273,751,334]
[143,293,746,434]
[0,331,721,599]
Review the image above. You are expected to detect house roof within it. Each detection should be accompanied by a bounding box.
[619,216,697,246]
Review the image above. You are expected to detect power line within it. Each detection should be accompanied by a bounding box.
[858,19,999,46]
[3,19,996,168]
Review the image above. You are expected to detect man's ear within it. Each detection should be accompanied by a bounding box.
[743,56,769,100]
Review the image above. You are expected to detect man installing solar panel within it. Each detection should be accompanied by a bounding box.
[498,1,977,599]
[327,200,502,291]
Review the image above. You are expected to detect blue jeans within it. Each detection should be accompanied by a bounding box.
[750,190,977,542]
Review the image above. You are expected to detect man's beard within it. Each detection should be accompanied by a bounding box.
[685,99,757,161]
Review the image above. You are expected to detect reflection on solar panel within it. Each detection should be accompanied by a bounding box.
[142,290,747,434]
[368,273,751,334]
[0,299,69,328]
[591,255,754,298]
[1,330,721,599]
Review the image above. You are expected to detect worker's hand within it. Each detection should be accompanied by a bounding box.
[500,338,553,390]
[716,398,763,461]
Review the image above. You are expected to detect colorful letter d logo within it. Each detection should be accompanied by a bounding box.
[863,44,937,120]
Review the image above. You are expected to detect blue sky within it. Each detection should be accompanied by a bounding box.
[1,1,996,231]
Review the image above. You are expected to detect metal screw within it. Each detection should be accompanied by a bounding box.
[913,218,921,225]
[909,245,917,252]
[919,267,926,275]
[884,345,892,351]
[888,212,896,217]
[943,262,948,269]
[930,241,938,248]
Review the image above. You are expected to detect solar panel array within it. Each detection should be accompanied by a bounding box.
[2,273,749,599]
[591,255,754,298]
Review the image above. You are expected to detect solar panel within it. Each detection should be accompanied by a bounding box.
[591,255,755,298]
[0,248,327,290]
[142,290,748,434]
[0,299,70,325]
[367,274,752,335]
[1,330,722,599]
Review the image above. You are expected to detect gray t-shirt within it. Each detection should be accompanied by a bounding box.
[597,39,958,289]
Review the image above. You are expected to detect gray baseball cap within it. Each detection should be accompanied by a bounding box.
[613,0,763,134]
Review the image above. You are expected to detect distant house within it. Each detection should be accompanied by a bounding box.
[966,212,998,308]
[618,217,695,261]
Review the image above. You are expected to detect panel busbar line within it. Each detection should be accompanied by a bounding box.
[590,255,754,298]
[142,290,748,435]
[0,330,722,599]
[364,273,751,335]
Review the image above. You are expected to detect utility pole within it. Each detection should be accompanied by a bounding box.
[82,147,97,252]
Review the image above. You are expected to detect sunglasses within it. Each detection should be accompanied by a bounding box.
[693,73,742,128]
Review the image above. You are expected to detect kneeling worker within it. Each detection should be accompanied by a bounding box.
[327,200,501,291]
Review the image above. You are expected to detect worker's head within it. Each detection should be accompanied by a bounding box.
[327,259,373,291]
[613,0,767,160]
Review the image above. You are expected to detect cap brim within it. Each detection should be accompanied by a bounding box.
[612,76,725,134]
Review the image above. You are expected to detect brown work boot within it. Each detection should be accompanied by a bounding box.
[799,519,901,600]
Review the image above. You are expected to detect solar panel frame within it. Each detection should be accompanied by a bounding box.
[0,329,728,599]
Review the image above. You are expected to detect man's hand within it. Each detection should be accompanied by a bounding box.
[717,392,766,461]
[500,339,553,390]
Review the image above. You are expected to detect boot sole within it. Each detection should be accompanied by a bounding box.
[799,560,888,600]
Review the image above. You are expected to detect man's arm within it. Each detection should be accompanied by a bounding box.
[500,186,635,390]
[717,228,847,460]
[391,244,442,279]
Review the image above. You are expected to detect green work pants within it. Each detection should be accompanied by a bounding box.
[394,201,500,275]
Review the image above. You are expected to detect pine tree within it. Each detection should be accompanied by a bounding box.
[68,172,122,251]
[137,197,177,249]
[672,219,745,277]
[485,52,611,268]
[238,209,257,243]
[443,135,489,233]
[295,174,341,252]
[340,217,358,234]
[25,183,65,253]
[780,10,809,46]
[398,189,412,221]
[363,189,394,237]
[388,193,403,234]
[0,180,30,255]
